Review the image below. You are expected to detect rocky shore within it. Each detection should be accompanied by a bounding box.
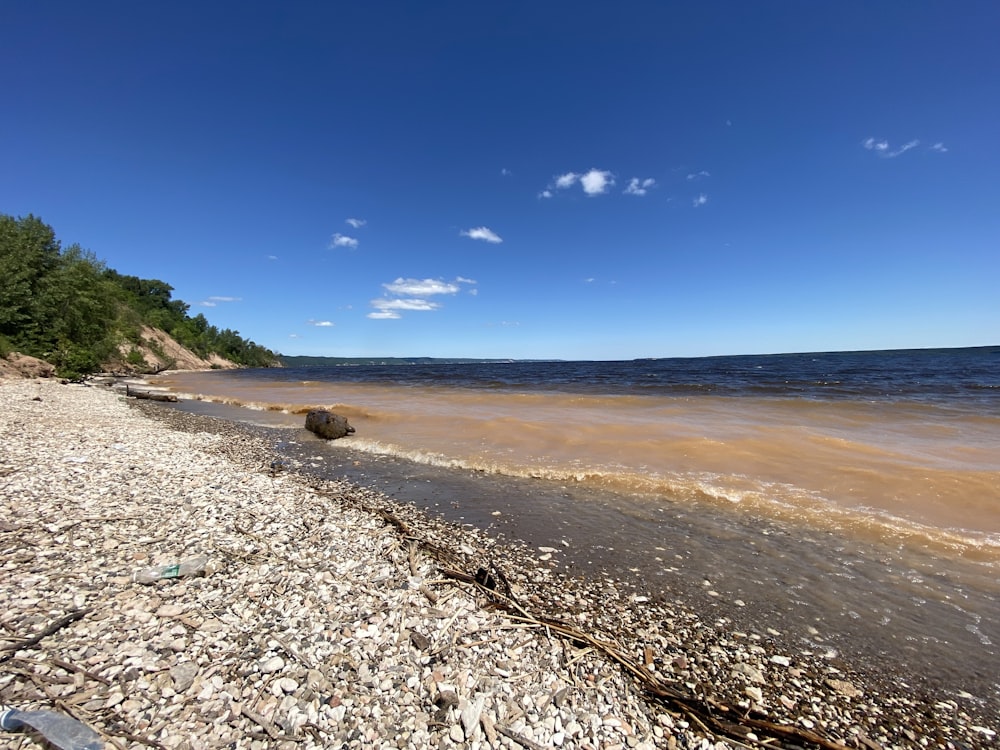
[1,379,995,749]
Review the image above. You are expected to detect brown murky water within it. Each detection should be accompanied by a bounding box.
[157,368,1000,705]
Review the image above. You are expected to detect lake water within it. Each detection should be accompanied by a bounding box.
[155,347,1000,705]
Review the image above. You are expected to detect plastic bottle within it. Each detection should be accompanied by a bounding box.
[133,554,210,584]
[0,706,104,749]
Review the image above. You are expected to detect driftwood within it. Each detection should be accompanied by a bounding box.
[0,608,91,663]
[125,385,178,402]
[361,500,851,750]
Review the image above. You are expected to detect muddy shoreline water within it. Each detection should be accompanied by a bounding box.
[152,397,1000,714]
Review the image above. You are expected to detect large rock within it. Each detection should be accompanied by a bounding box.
[305,409,355,440]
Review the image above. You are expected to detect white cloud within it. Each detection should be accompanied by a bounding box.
[686,170,711,180]
[371,298,441,312]
[345,218,366,229]
[625,177,656,196]
[547,169,615,196]
[289,333,300,339]
[199,295,241,307]
[461,226,503,244]
[930,142,948,153]
[863,137,921,158]
[330,233,359,249]
[267,255,278,261]
[888,139,919,157]
[501,168,511,176]
[693,193,708,208]
[580,169,614,196]
[370,277,475,319]
[308,320,334,327]
[555,172,579,189]
[383,278,460,296]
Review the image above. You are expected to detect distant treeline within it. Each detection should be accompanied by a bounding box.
[0,213,278,377]
[279,355,517,367]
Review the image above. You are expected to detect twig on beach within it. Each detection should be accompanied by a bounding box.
[318,484,854,749]
[436,563,850,750]
[240,705,302,742]
[39,656,112,685]
[97,722,167,750]
[497,724,549,750]
[0,608,90,662]
[409,540,440,603]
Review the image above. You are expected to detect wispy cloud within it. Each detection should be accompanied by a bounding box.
[461,226,503,244]
[383,278,460,296]
[501,168,512,176]
[486,320,520,328]
[369,277,476,319]
[555,172,579,189]
[544,168,615,197]
[308,320,334,327]
[345,217,366,229]
[863,137,921,158]
[625,177,656,196]
[199,295,242,307]
[371,298,441,312]
[863,137,889,153]
[693,193,708,208]
[686,170,711,180]
[890,139,920,157]
[267,255,278,261]
[930,142,948,153]
[330,233,359,249]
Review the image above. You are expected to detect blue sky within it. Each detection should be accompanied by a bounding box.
[2,2,997,360]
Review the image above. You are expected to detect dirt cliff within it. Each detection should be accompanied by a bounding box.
[123,326,238,373]
[1,327,238,379]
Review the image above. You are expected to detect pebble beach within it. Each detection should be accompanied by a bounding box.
[1,378,996,750]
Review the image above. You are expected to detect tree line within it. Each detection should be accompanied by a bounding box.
[0,213,278,377]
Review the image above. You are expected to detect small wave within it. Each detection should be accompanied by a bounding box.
[323,436,1000,565]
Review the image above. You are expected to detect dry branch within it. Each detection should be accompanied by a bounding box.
[0,608,90,663]
[364,502,849,750]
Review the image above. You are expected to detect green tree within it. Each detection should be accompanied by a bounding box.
[1,212,279,376]
[0,214,62,348]
[42,246,122,376]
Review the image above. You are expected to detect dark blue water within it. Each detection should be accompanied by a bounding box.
[248,346,1000,405]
